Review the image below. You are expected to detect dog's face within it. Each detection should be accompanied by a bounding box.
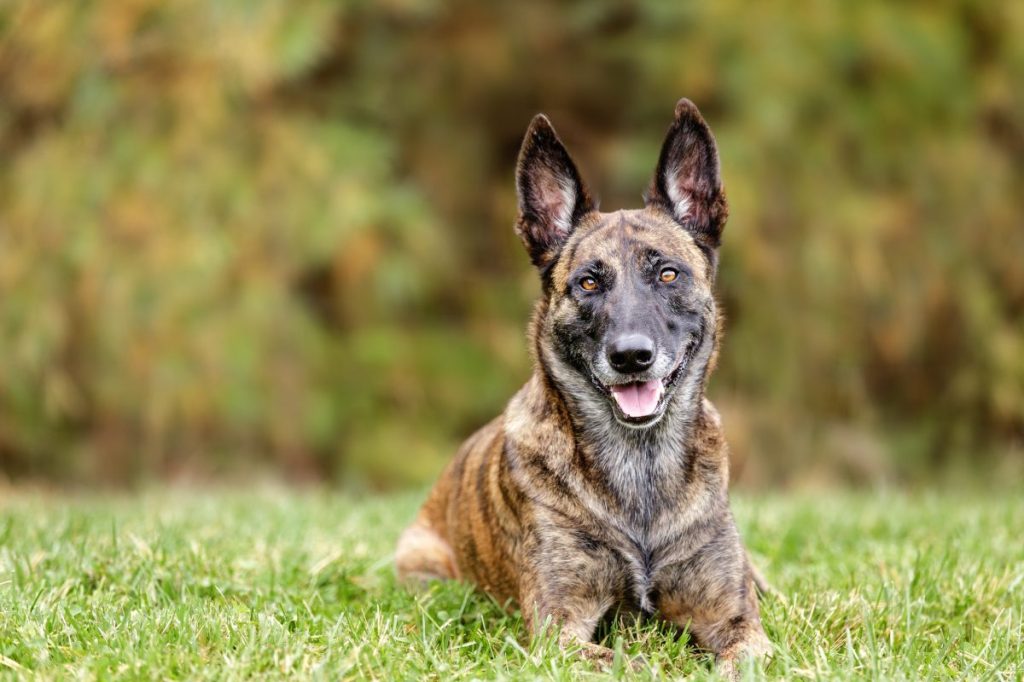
[515,100,728,429]
[546,209,717,429]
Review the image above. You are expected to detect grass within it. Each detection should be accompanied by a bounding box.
[1,488,1022,680]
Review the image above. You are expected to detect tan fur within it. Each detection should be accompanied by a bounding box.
[397,102,771,678]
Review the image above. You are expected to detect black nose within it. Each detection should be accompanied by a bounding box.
[607,334,655,374]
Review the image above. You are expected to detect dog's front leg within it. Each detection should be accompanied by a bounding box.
[654,528,771,679]
[517,531,624,668]
[519,574,618,666]
[657,592,770,680]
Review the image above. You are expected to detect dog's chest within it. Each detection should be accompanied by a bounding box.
[577,445,684,613]
[607,525,661,613]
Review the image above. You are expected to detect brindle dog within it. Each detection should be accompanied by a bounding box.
[396,99,772,676]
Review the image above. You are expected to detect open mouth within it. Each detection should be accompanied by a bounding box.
[589,360,687,427]
[609,380,666,419]
[588,333,701,427]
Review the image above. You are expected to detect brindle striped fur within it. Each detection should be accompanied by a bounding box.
[396,99,771,676]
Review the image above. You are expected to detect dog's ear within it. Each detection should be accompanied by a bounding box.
[515,114,596,268]
[646,98,728,253]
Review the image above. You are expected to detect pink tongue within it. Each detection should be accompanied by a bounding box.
[609,380,663,418]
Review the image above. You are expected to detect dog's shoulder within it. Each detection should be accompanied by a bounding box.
[688,396,730,488]
[503,373,575,458]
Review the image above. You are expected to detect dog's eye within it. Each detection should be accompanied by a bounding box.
[579,276,598,292]
[659,268,678,284]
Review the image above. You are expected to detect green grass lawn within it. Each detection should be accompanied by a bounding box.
[1,488,1022,680]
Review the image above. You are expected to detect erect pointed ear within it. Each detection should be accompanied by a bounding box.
[515,114,596,268]
[645,98,728,253]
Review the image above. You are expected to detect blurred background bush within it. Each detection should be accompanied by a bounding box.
[1,1,1022,489]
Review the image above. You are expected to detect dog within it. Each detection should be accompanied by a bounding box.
[396,99,771,676]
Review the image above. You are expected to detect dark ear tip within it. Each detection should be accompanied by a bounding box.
[519,114,564,167]
[526,113,556,139]
[673,98,704,122]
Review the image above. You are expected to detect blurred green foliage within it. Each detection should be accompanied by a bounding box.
[1,1,1022,487]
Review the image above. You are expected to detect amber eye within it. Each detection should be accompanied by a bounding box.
[659,267,679,283]
[580,276,598,291]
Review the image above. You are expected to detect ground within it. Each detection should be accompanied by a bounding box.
[0,488,1021,680]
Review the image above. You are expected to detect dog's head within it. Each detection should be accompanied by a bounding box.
[517,99,727,430]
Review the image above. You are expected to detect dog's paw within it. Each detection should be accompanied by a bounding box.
[575,642,646,673]
[715,632,772,680]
